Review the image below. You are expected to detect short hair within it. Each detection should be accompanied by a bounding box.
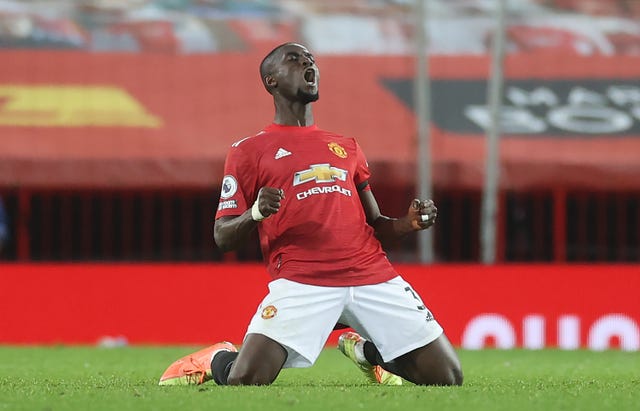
[259,42,300,84]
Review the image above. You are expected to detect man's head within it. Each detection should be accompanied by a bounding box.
[260,42,319,104]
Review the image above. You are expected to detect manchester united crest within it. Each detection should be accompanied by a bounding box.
[328,142,347,159]
[261,305,277,319]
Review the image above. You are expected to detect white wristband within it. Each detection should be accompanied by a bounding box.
[251,200,266,221]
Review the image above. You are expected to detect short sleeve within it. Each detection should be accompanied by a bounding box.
[215,144,258,219]
[354,139,372,191]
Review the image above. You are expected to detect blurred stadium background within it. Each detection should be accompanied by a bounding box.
[0,0,638,350]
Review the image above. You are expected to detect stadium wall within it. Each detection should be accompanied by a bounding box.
[1,264,638,351]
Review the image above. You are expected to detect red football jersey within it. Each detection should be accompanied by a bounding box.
[215,123,399,286]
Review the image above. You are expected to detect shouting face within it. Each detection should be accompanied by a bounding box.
[262,43,319,104]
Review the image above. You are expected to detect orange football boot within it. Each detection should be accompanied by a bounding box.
[158,342,237,386]
[338,332,402,385]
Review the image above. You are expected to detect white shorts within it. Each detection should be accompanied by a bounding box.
[244,276,444,368]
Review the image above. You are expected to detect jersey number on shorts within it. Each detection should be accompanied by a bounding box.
[404,286,426,311]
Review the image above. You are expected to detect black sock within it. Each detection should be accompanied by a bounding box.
[363,341,384,366]
[363,341,403,377]
[211,351,238,385]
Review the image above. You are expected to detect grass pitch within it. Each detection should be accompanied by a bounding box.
[0,346,638,411]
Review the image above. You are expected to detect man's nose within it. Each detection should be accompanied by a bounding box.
[302,58,312,67]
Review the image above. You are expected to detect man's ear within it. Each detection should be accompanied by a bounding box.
[265,75,277,88]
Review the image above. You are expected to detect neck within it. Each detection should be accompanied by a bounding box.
[272,98,314,126]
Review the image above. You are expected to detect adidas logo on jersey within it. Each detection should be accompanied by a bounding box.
[275,148,292,159]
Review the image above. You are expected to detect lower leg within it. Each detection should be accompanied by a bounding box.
[364,335,463,386]
[211,351,238,385]
[362,341,407,379]
[215,333,288,386]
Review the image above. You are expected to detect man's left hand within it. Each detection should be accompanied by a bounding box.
[408,198,437,230]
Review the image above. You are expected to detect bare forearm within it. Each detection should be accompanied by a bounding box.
[214,186,285,252]
[371,215,415,244]
[214,211,259,252]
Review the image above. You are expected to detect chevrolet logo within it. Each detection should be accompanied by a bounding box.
[293,164,348,186]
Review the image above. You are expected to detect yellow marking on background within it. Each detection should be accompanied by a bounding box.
[0,85,161,127]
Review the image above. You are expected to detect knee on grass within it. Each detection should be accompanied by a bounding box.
[227,367,278,386]
[411,364,464,386]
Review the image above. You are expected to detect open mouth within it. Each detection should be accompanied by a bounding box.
[304,68,316,85]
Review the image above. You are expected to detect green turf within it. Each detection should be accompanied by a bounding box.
[0,346,638,411]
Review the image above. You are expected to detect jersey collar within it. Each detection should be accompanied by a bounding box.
[264,123,318,133]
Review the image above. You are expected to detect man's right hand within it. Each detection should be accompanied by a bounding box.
[215,187,285,250]
[254,187,285,220]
